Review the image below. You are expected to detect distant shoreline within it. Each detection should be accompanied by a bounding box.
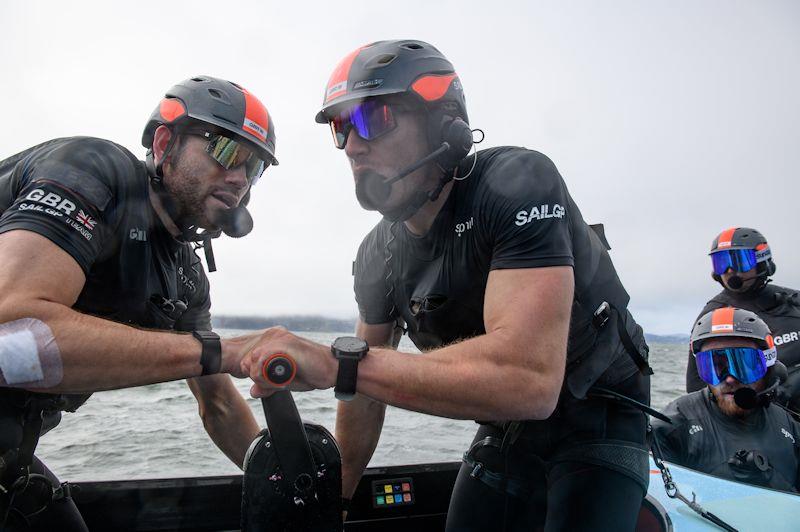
[212,315,689,344]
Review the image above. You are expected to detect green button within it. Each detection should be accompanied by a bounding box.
[376,496,384,505]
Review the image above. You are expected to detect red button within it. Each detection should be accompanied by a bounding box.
[402,482,411,491]
[403,493,412,502]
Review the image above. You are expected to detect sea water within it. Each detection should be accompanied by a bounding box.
[35,331,687,481]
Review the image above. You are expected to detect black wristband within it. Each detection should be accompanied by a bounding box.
[192,330,221,375]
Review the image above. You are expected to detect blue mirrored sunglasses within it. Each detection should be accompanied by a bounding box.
[329,99,397,149]
[711,249,758,275]
[695,347,767,386]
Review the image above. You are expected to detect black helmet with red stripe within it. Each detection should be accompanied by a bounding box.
[142,75,278,168]
[315,39,469,162]
[690,307,776,359]
[709,227,776,287]
[315,40,467,124]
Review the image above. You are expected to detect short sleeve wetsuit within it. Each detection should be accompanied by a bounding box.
[0,137,212,530]
[685,285,800,413]
[353,147,651,531]
[652,390,800,492]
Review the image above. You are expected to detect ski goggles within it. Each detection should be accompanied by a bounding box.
[694,347,768,386]
[711,249,758,275]
[189,131,269,185]
[328,99,397,149]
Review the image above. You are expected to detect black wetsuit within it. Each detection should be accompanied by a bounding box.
[353,147,651,531]
[0,137,211,530]
[652,390,800,492]
[685,285,800,412]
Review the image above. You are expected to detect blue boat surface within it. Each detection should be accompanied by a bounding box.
[647,457,800,531]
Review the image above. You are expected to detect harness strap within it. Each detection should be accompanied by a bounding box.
[593,302,653,376]
[16,400,45,473]
[462,436,531,500]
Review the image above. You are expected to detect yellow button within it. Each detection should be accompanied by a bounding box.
[384,485,393,493]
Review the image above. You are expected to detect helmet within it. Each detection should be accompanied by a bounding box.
[142,75,278,167]
[315,40,468,125]
[315,40,469,164]
[690,307,776,365]
[709,227,776,284]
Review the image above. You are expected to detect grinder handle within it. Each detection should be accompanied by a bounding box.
[261,353,297,386]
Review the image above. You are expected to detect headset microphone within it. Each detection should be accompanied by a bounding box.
[216,206,253,238]
[734,362,788,410]
[357,142,452,208]
[726,275,744,290]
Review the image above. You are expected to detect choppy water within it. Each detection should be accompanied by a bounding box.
[36,331,688,481]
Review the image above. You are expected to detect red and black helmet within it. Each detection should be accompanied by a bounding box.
[709,227,776,284]
[314,40,468,126]
[690,307,776,360]
[142,75,278,166]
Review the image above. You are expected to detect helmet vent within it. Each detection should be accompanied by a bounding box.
[401,43,423,50]
[207,88,231,104]
[364,53,397,69]
[191,76,208,83]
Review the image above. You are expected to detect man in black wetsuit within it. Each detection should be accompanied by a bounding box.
[243,40,653,530]
[0,76,279,530]
[685,227,800,414]
[656,307,800,492]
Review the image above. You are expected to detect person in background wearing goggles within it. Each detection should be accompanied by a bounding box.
[0,76,280,530]
[685,227,800,417]
[653,307,800,493]
[242,40,653,531]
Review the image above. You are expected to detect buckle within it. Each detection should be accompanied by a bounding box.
[592,301,611,329]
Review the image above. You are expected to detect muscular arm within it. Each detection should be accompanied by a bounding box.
[0,230,247,393]
[336,319,399,498]
[187,374,260,468]
[356,266,573,421]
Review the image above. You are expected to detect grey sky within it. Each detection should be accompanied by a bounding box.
[2,0,798,334]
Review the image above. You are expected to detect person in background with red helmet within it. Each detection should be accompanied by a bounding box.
[0,76,279,530]
[686,227,800,415]
[656,308,800,492]
[243,40,653,530]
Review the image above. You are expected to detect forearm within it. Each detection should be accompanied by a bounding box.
[2,299,244,394]
[357,330,564,421]
[336,396,386,497]
[189,376,261,468]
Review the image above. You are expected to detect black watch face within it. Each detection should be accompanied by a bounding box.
[333,336,368,354]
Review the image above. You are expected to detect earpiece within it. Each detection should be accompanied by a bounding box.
[437,117,473,170]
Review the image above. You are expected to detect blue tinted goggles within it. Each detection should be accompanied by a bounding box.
[329,100,396,149]
[695,347,767,386]
[711,249,758,275]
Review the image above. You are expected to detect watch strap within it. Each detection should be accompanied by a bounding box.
[192,330,221,375]
[334,357,359,401]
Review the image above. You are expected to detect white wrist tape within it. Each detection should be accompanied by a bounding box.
[0,318,63,388]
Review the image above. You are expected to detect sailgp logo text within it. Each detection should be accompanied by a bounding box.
[515,204,565,226]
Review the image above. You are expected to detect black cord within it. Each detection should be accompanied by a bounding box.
[384,221,400,321]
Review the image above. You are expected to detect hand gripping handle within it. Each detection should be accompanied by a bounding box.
[262,353,297,386]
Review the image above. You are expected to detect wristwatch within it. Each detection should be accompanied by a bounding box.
[192,330,222,375]
[331,336,369,401]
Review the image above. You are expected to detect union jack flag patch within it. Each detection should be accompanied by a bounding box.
[76,209,97,230]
